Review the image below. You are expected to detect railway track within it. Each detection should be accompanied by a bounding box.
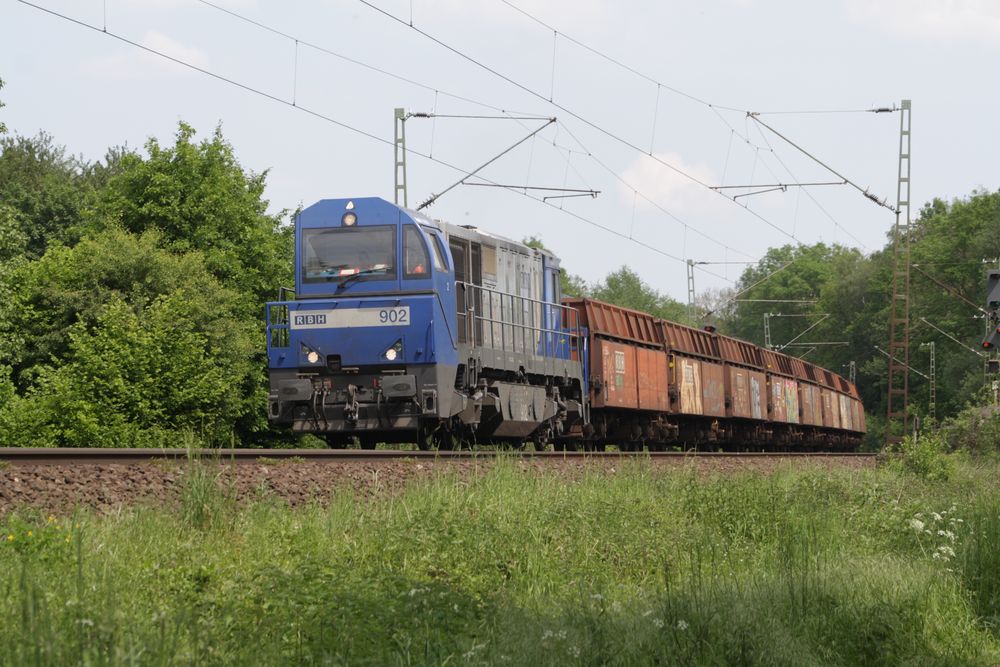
[0,448,877,465]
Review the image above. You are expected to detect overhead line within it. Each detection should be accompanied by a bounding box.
[499,0,745,113]
[499,1,901,121]
[749,113,896,212]
[16,0,719,273]
[197,0,757,271]
[357,0,803,244]
[554,121,757,262]
[195,0,541,118]
[747,123,871,251]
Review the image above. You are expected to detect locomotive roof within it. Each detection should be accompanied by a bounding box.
[403,206,560,263]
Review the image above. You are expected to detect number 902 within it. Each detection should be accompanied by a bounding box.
[379,308,408,324]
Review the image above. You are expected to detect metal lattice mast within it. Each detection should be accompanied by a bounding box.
[927,342,936,422]
[686,259,696,322]
[764,313,773,350]
[886,99,912,444]
[394,108,408,207]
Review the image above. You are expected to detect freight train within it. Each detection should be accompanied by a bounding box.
[265,197,865,450]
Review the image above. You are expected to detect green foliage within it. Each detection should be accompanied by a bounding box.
[939,404,1000,453]
[0,77,6,135]
[2,227,238,383]
[0,132,97,257]
[523,235,588,297]
[592,266,690,323]
[0,229,259,447]
[93,122,292,304]
[1,461,999,664]
[896,431,955,481]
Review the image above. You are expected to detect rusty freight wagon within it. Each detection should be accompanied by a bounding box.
[564,297,865,451]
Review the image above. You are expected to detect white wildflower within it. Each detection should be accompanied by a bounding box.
[909,519,925,531]
[568,645,581,658]
[932,512,943,522]
[937,545,956,558]
[677,620,689,630]
[653,618,665,628]
[590,593,604,601]
[642,610,654,617]
[542,630,553,641]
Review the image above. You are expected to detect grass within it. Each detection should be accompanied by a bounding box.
[3,458,1000,665]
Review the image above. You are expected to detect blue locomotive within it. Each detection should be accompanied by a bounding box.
[265,197,587,449]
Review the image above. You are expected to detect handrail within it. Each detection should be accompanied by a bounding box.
[456,281,583,360]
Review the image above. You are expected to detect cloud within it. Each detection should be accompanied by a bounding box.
[80,31,209,80]
[847,0,1000,42]
[619,151,724,216]
[140,31,210,68]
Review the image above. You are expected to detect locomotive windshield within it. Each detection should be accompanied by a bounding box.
[302,226,396,283]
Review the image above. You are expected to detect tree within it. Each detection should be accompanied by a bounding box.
[0,228,260,447]
[591,266,690,323]
[523,235,589,297]
[93,122,292,306]
[0,132,95,257]
[0,77,7,134]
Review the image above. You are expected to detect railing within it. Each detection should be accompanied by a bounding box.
[267,303,290,349]
[457,281,583,361]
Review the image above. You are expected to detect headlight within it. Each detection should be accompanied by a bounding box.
[342,212,357,226]
[385,348,397,361]
[307,350,320,364]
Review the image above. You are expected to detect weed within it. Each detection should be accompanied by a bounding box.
[896,431,955,481]
[0,458,999,664]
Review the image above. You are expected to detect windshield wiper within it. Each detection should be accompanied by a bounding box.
[336,268,386,289]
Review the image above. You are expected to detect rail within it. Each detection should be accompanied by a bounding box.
[457,281,583,360]
[0,448,879,464]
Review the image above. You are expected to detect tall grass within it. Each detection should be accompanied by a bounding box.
[2,458,1000,664]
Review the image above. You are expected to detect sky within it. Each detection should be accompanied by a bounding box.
[2,0,998,303]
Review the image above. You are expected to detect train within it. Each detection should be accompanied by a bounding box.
[265,196,865,450]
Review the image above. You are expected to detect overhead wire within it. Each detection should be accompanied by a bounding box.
[491,0,890,290]
[555,120,756,263]
[749,119,872,250]
[356,0,805,245]
[499,0,745,113]
[15,0,709,272]
[195,0,542,118]
[198,0,756,267]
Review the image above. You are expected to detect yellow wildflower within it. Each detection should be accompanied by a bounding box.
[26,531,32,538]
[6,534,13,542]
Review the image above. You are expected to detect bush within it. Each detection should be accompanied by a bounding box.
[897,431,955,481]
[940,405,1000,454]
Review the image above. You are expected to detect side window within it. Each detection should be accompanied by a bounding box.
[422,226,448,271]
[403,226,431,279]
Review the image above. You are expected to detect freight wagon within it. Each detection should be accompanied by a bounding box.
[565,298,865,450]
